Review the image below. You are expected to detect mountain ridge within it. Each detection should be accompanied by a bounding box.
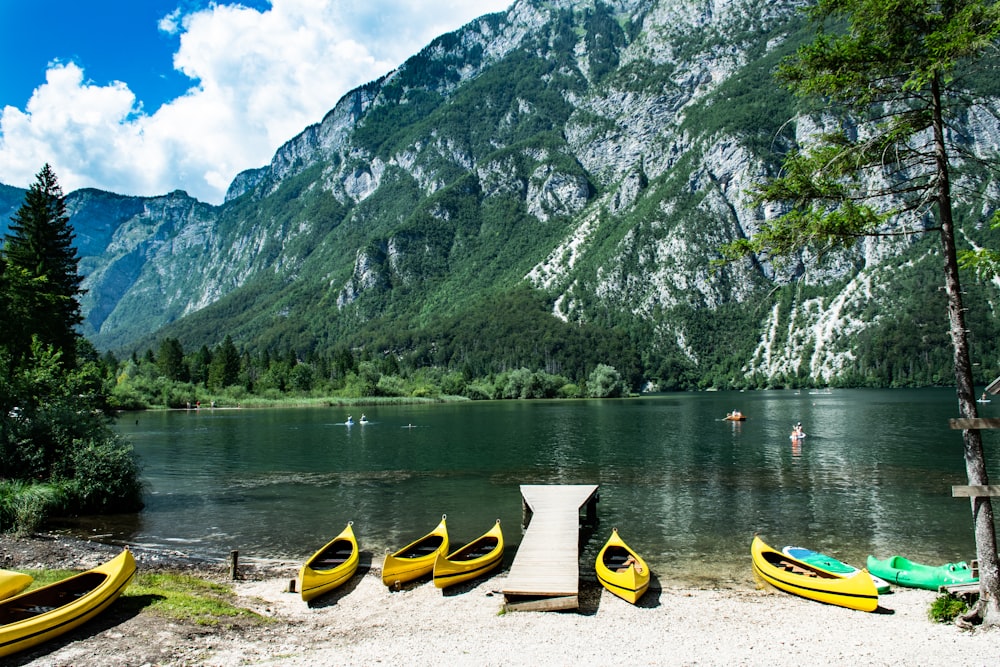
[4,0,1000,390]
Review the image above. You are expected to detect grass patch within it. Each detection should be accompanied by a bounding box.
[26,569,267,627]
[929,593,969,623]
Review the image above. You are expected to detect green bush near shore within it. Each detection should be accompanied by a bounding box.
[929,593,969,623]
[1,343,144,534]
[0,481,68,537]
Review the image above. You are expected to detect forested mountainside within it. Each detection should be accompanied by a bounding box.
[5,0,1000,391]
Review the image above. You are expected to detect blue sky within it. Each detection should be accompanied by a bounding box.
[0,0,510,203]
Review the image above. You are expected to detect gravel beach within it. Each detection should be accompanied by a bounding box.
[2,534,997,666]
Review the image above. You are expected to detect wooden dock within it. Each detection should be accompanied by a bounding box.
[503,484,599,612]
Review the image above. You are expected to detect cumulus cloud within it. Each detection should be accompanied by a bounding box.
[0,0,510,204]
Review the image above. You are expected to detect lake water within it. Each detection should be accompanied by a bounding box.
[85,389,1000,586]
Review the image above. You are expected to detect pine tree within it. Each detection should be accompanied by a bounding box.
[3,164,84,367]
[208,335,241,389]
[720,0,1000,626]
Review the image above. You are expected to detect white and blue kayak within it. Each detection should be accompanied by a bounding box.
[782,546,890,594]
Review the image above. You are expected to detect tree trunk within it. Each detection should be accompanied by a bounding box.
[932,74,1000,627]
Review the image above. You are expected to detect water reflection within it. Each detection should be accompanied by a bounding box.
[69,389,1000,584]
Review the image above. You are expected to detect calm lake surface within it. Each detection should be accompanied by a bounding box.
[90,389,1000,585]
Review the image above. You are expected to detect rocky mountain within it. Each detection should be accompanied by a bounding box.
[6,0,1000,389]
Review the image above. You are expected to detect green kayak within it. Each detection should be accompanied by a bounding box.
[865,554,978,591]
[783,546,891,594]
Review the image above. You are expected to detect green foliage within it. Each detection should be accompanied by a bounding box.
[3,164,84,366]
[0,480,68,536]
[720,0,1000,265]
[68,433,144,513]
[929,593,970,623]
[208,335,241,390]
[587,363,625,398]
[0,167,144,532]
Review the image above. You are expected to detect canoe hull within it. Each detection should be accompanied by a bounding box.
[866,555,978,591]
[0,571,32,601]
[751,536,878,612]
[433,520,504,589]
[782,546,890,594]
[382,517,449,587]
[299,522,360,602]
[596,528,650,604]
[0,549,136,657]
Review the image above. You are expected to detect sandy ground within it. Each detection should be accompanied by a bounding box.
[2,534,998,666]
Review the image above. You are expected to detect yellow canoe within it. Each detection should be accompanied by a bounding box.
[0,570,32,601]
[596,528,650,604]
[750,535,878,612]
[298,522,359,602]
[382,515,449,587]
[433,519,503,589]
[0,549,137,657]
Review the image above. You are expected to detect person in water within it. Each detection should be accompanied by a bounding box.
[791,422,805,439]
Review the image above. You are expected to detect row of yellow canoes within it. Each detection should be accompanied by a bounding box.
[0,532,879,659]
[301,518,655,605]
[299,516,507,602]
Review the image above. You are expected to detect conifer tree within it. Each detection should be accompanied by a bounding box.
[3,164,84,367]
[208,335,241,389]
[720,0,1000,626]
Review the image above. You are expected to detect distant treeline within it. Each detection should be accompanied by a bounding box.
[106,332,633,410]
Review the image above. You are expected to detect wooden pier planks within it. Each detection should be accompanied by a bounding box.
[503,484,599,611]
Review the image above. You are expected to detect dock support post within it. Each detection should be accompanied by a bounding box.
[229,550,239,580]
[584,492,599,527]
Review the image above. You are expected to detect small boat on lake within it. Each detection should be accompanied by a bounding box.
[596,528,650,604]
[724,411,746,421]
[298,522,359,602]
[865,554,978,591]
[751,536,878,612]
[782,546,890,594]
[433,519,504,589]
[0,549,136,658]
[0,571,32,601]
[382,515,449,587]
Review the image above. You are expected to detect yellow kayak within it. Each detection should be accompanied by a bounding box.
[0,570,32,601]
[595,528,650,604]
[298,522,360,602]
[751,535,878,612]
[433,519,503,589]
[382,515,449,587]
[0,549,136,657]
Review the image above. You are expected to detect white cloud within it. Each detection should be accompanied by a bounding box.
[0,0,511,204]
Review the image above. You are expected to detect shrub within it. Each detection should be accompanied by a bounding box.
[67,434,144,513]
[558,383,582,398]
[0,480,68,536]
[588,363,625,398]
[463,382,494,400]
[929,594,969,623]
